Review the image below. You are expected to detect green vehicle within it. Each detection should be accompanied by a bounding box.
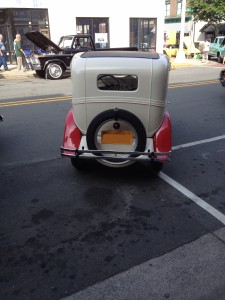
[209,36,225,63]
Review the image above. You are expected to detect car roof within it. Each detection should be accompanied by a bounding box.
[81,51,160,59]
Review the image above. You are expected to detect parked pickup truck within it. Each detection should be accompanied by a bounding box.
[25,31,137,80]
[209,36,225,63]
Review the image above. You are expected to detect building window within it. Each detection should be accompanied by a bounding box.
[0,8,49,63]
[165,0,170,17]
[130,18,157,52]
[76,17,109,48]
[177,0,182,16]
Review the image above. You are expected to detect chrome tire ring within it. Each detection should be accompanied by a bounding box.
[86,109,146,167]
[47,63,63,79]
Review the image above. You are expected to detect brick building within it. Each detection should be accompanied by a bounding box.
[165,0,225,48]
[164,0,192,45]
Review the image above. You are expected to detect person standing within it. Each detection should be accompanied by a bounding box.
[0,34,11,71]
[14,34,27,71]
[202,38,211,63]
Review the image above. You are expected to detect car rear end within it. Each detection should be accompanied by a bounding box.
[61,51,171,170]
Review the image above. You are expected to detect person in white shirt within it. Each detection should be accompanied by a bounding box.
[202,38,211,62]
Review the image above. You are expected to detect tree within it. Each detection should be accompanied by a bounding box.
[187,0,225,25]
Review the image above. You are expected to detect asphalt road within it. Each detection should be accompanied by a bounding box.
[0,65,225,300]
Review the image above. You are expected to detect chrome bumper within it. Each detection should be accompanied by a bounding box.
[61,147,171,162]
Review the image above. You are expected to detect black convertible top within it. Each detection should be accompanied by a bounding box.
[81,51,160,59]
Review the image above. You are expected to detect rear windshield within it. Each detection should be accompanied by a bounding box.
[97,74,138,91]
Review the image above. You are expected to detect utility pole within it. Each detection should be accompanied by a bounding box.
[175,0,187,63]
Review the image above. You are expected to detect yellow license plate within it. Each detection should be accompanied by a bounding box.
[101,130,133,145]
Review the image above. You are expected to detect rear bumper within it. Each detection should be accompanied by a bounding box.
[61,140,171,162]
[61,110,172,163]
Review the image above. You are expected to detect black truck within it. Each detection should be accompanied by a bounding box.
[25,31,137,80]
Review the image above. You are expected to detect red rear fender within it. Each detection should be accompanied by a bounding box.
[153,112,172,160]
[62,109,82,151]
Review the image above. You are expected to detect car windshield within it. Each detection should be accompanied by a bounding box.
[58,36,74,48]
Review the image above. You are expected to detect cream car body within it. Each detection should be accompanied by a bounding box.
[61,51,172,170]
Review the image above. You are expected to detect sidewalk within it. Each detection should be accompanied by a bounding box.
[170,56,223,69]
[61,228,225,300]
[0,64,35,79]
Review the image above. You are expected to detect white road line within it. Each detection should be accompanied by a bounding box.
[158,172,225,225]
[172,135,225,150]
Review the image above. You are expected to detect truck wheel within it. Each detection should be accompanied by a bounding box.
[35,70,45,78]
[86,109,146,168]
[218,54,223,63]
[46,63,63,80]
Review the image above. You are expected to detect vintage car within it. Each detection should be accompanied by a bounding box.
[61,51,172,171]
[25,31,96,80]
[209,36,225,63]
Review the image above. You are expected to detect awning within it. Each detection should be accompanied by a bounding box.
[200,23,225,33]
[200,24,217,32]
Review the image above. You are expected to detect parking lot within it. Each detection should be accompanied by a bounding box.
[0,64,225,300]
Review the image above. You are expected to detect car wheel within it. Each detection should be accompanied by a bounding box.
[71,158,84,169]
[151,161,163,173]
[218,54,223,63]
[46,63,63,80]
[86,109,146,168]
[35,70,45,78]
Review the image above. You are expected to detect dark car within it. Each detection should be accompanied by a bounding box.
[219,69,225,87]
[25,31,95,80]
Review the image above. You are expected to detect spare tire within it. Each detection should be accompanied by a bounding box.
[86,109,146,167]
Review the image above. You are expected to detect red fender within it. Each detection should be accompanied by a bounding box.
[62,109,82,152]
[153,112,172,161]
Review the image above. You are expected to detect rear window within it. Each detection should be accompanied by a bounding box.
[97,74,138,91]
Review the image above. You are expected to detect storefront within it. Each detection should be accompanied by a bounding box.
[0,8,49,63]
[75,17,157,52]
[0,0,164,64]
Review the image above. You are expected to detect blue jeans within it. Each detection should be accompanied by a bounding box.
[0,53,8,70]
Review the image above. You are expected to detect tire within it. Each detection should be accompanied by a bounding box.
[86,109,146,168]
[35,70,45,78]
[71,158,84,169]
[151,161,163,173]
[46,63,63,80]
[218,53,223,64]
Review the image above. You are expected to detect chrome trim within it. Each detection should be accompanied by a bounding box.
[61,147,171,162]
